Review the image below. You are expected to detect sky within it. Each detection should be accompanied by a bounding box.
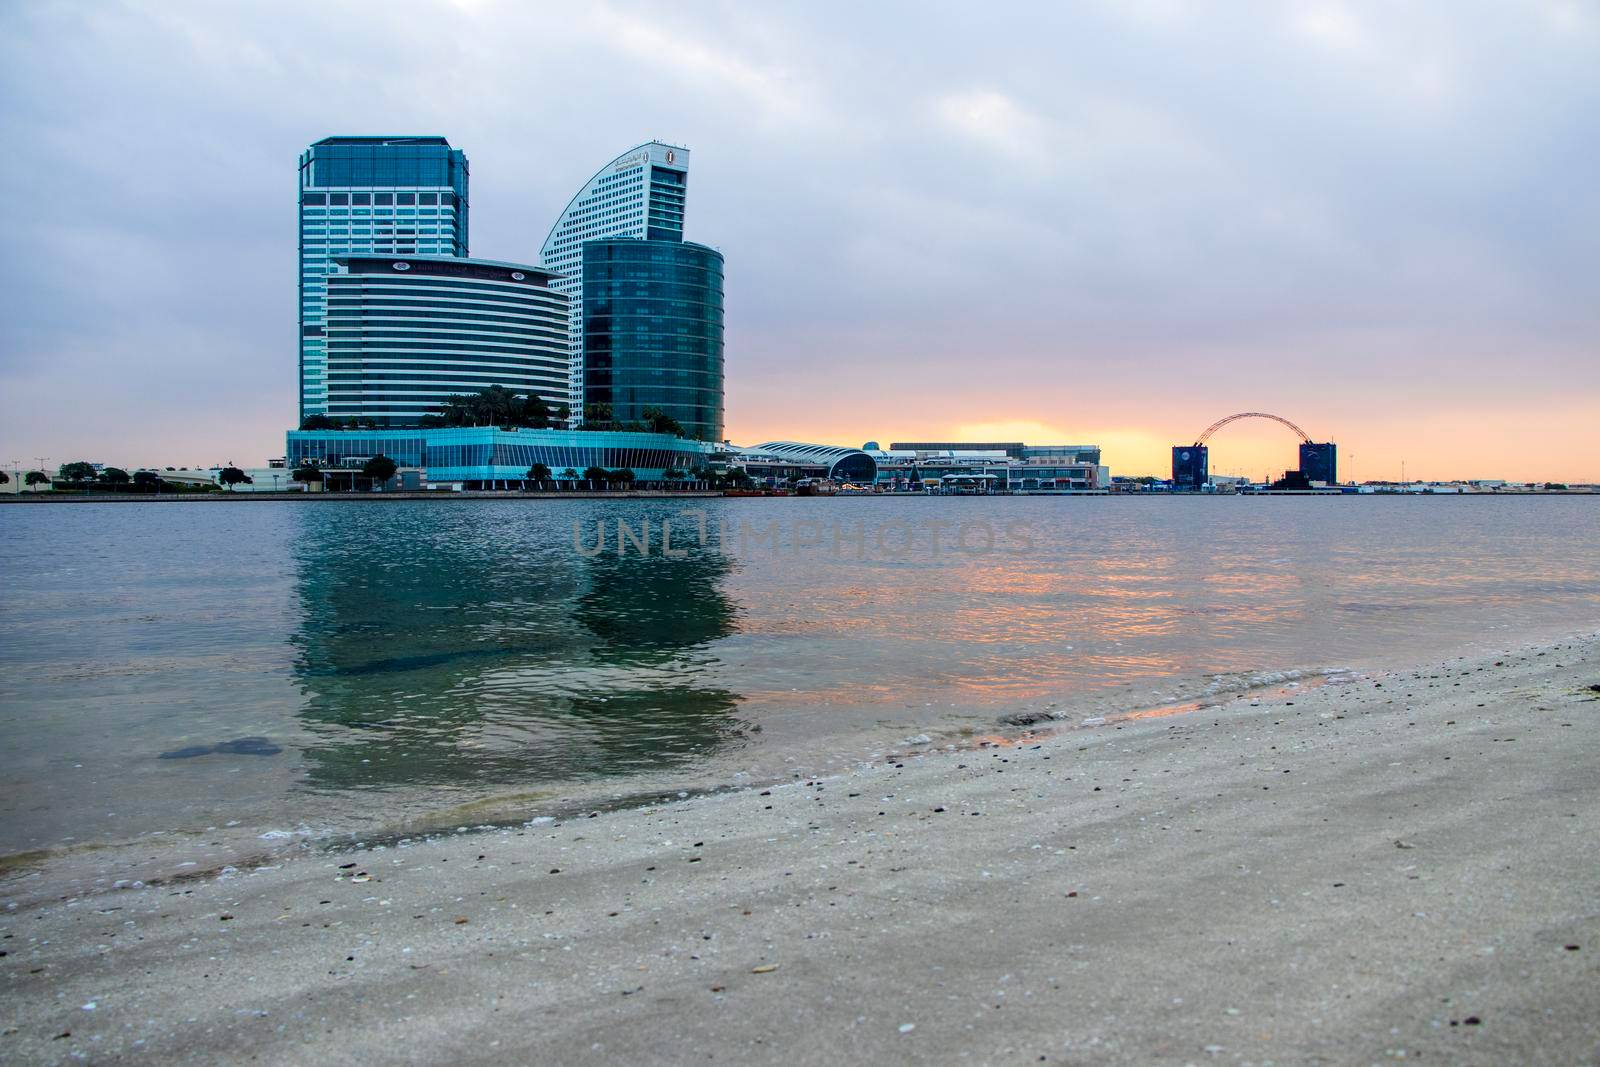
[1,0,1596,482]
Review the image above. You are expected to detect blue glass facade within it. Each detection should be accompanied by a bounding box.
[299,137,469,421]
[582,239,725,442]
[540,143,691,421]
[323,255,568,425]
[286,427,717,486]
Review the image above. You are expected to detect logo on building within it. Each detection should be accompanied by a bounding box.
[665,150,676,164]
[393,262,410,271]
[511,272,526,281]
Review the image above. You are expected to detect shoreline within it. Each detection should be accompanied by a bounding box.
[0,489,727,503]
[4,632,1598,1063]
[0,661,1357,883]
[3,489,1594,503]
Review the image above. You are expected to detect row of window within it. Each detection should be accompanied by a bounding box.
[303,191,459,206]
[584,306,725,325]
[321,331,566,348]
[326,371,561,384]
[584,368,722,383]
[325,304,564,328]
[327,386,563,402]
[329,278,561,299]
[303,209,455,220]
[324,296,562,318]
[323,348,567,368]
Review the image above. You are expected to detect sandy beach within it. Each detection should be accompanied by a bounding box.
[4,634,1598,1065]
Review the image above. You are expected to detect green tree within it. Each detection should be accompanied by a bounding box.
[559,467,579,482]
[640,406,686,437]
[526,462,552,487]
[521,394,553,430]
[218,466,252,491]
[429,385,560,429]
[0,470,9,485]
[609,468,636,485]
[25,471,50,487]
[299,414,336,430]
[100,467,131,484]
[579,403,616,431]
[582,465,609,488]
[361,455,398,486]
[554,403,571,425]
[60,461,97,482]
[133,470,163,492]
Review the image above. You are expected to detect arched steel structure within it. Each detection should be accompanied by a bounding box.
[1195,412,1311,446]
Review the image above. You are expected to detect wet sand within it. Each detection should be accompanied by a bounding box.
[4,635,1598,1065]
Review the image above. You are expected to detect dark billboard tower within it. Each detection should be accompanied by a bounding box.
[1172,445,1209,490]
[1298,442,1337,485]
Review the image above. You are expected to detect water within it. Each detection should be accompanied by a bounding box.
[1,496,1596,857]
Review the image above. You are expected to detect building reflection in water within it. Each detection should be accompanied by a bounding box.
[287,504,744,791]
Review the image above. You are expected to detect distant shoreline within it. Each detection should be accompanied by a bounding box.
[1,489,1592,503]
[0,489,728,503]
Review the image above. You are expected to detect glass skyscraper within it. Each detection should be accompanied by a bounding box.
[322,255,568,426]
[540,142,689,423]
[582,239,725,442]
[298,136,469,422]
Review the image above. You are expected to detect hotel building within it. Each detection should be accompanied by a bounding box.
[540,142,690,421]
[320,255,569,426]
[582,238,725,442]
[299,136,469,421]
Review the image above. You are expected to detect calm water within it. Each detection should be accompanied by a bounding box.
[1,496,1596,855]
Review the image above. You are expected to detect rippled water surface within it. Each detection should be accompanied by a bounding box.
[2,496,1596,853]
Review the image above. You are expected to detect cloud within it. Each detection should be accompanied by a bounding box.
[0,0,1596,481]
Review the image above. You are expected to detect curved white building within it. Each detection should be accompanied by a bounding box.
[540,142,690,422]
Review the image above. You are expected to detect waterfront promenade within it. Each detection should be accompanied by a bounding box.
[6,635,1597,1065]
[0,489,726,503]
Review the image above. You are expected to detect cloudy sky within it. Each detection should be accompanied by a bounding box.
[2,0,1596,481]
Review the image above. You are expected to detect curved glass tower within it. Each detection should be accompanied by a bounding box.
[322,255,568,426]
[581,239,725,442]
[539,142,690,422]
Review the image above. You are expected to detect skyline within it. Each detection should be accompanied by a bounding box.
[2,1,1597,481]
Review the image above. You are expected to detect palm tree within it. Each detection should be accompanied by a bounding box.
[526,462,552,489]
[640,406,686,437]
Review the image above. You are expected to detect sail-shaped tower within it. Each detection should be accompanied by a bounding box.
[539,142,690,422]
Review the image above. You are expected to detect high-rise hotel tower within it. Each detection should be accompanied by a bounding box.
[539,142,689,422]
[298,137,469,421]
